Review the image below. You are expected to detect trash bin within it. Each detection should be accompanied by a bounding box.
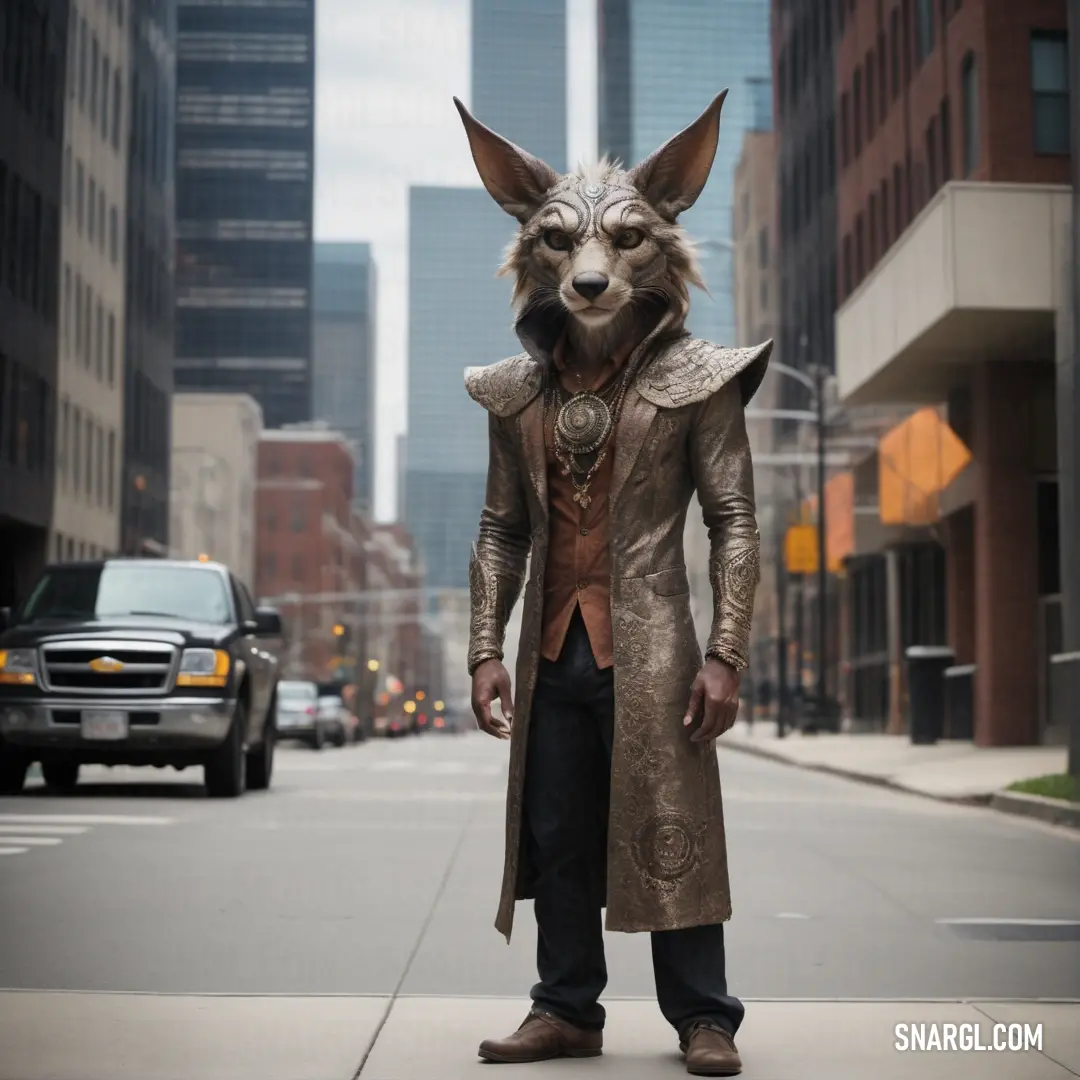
[905,646,955,745]
[943,664,975,740]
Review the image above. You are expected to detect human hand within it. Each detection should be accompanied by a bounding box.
[471,659,513,739]
[683,658,741,743]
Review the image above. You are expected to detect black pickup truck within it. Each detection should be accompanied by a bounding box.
[0,558,282,798]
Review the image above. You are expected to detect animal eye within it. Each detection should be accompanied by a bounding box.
[544,229,571,251]
[615,228,644,250]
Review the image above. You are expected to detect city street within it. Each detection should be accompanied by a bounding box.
[1,731,1078,1080]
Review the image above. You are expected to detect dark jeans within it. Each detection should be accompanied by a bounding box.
[523,608,744,1039]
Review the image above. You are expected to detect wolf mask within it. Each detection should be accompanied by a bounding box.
[453,91,727,348]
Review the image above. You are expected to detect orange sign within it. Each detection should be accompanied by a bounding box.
[879,408,971,525]
[784,524,819,575]
[825,471,855,573]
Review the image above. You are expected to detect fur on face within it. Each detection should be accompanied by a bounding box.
[453,91,727,360]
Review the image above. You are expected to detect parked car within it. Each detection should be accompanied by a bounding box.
[316,694,352,747]
[0,558,281,798]
[275,680,328,748]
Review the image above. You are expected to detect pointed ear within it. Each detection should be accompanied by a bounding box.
[627,90,728,220]
[453,97,560,221]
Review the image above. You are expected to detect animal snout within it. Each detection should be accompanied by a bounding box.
[571,272,609,301]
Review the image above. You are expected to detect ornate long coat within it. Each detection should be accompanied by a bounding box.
[465,301,771,942]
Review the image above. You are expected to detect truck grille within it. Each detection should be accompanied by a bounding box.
[40,641,178,697]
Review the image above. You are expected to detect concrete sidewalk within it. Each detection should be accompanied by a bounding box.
[1,991,1078,1080]
[721,721,1068,804]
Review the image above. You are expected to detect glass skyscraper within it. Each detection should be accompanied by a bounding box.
[471,0,567,171]
[404,0,567,589]
[597,0,772,346]
[122,0,177,556]
[172,0,315,430]
[312,242,377,513]
[404,188,521,589]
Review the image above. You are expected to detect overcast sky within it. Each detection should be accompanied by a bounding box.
[313,0,598,521]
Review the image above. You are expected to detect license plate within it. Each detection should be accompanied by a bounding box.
[81,711,129,741]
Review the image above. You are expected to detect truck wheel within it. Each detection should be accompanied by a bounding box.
[205,700,247,798]
[311,725,325,751]
[332,724,346,748]
[247,695,276,791]
[42,761,80,794]
[0,744,29,795]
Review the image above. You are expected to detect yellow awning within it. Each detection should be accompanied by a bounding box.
[825,471,855,572]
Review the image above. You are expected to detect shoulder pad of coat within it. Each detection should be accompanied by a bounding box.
[464,353,544,417]
[634,338,773,409]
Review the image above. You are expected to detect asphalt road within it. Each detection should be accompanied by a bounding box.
[1,728,1079,1079]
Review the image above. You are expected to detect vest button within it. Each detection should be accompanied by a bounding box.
[577,580,586,590]
[580,527,589,536]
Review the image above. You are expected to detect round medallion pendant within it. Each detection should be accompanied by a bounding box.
[555,391,612,454]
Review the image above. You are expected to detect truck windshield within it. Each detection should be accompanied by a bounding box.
[18,565,233,625]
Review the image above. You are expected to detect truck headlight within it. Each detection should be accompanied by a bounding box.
[176,648,230,688]
[0,649,37,686]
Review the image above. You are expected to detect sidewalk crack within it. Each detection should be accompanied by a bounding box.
[348,802,478,1078]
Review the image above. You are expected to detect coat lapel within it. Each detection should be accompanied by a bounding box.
[517,393,548,519]
[609,387,657,510]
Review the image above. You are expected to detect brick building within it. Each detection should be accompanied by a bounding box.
[255,424,361,680]
[833,0,1071,745]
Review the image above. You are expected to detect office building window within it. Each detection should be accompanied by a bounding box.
[940,97,952,181]
[96,426,104,504]
[853,68,863,155]
[1031,32,1069,155]
[59,399,68,477]
[880,179,890,248]
[112,70,122,149]
[63,146,71,211]
[890,8,901,99]
[88,178,96,241]
[78,17,87,108]
[107,430,115,508]
[74,275,83,357]
[72,409,81,491]
[107,312,116,385]
[926,117,938,193]
[962,52,979,175]
[878,32,888,121]
[292,555,302,581]
[86,421,93,495]
[916,0,934,64]
[869,193,878,264]
[95,300,104,379]
[841,92,851,166]
[90,37,99,119]
[62,264,71,346]
[109,206,118,263]
[867,53,876,140]
[97,190,105,251]
[856,213,866,281]
[101,57,110,138]
[758,226,769,269]
[902,0,912,83]
[843,234,853,296]
[75,160,84,232]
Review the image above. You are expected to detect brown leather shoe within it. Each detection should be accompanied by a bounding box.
[478,1010,603,1063]
[680,1021,742,1075]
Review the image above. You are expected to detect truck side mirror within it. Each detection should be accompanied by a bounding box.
[254,607,283,637]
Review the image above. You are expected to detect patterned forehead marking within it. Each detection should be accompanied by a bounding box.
[583,182,605,200]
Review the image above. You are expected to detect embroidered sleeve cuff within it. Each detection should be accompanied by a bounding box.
[705,645,749,672]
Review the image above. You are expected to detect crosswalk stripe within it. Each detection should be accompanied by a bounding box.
[0,847,29,856]
[0,814,173,826]
[0,824,88,835]
[0,837,63,846]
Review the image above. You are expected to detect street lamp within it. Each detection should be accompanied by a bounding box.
[366,658,380,672]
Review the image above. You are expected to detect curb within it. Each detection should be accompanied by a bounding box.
[990,790,1080,831]
[721,738,992,807]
